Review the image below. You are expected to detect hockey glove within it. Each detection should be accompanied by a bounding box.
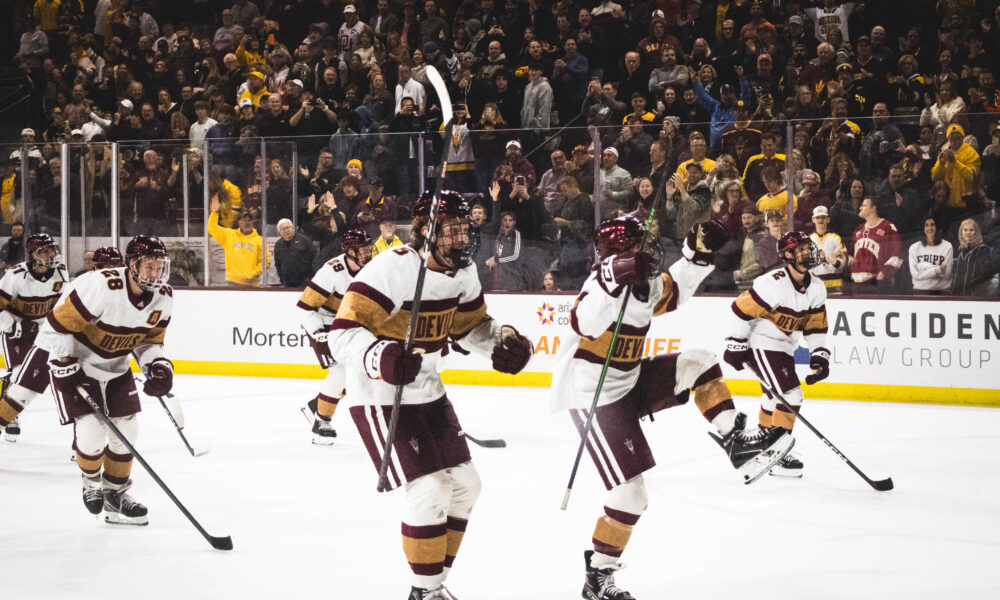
[364,340,422,386]
[49,358,100,409]
[7,319,39,340]
[309,329,334,369]
[143,359,174,397]
[491,325,533,374]
[683,219,729,266]
[804,348,831,385]
[597,251,655,295]
[723,338,751,371]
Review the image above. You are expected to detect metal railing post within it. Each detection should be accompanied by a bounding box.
[291,145,298,229]
[182,148,190,239]
[110,143,120,249]
[785,119,795,233]
[260,139,268,287]
[79,151,87,239]
[417,132,425,193]
[591,125,602,227]
[60,143,69,263]
[203,139,211,287]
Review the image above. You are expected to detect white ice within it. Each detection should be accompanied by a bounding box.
[2,375,998,599]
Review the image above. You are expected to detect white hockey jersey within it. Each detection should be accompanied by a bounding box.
[328,245,503,406]
[297,253,356,334]
[36,267,172,379]
[729,266,828,355]
[0,262,70,332]
[550,254,712,411]
[809,231,847,284]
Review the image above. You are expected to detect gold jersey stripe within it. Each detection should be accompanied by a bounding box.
[334,290,392,332]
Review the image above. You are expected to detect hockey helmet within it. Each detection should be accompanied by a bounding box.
[778,231,819,271]
[341,228,374,268]
[92,246,124,270]
[25,233,61,268]
[595,216,646,260]
[125,235,170,291]
[412,190,479,269]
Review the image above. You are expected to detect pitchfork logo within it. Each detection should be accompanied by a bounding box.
[537,302,556,325]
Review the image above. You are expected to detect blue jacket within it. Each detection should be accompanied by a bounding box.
[693,78,751,150]
[551,53,590,103]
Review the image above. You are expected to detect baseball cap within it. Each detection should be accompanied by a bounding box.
[856,35,871,45]
[812,206,829,218]
[720,83,736,95]
[343,3,356,13]
[248,71,265,80]
[422,41,438,54]
[20,128,35,137]
[603,147,619,157]
[70,129,83,137]
[572,144,587,154]
[239,97,254,108]
[836,62,854,72]
[788,15,803,26]
[120,99,134,110]
[506,140,521,149]
[288,79,303,88]
[757,53,772,63]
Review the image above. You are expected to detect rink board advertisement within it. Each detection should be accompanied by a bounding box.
[165,290,1000,406]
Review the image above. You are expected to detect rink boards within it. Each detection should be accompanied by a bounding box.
[154,290,1000,407]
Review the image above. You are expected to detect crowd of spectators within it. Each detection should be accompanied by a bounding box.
[4,0,1000,295]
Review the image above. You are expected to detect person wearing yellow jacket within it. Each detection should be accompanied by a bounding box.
[931,123,980,208]
[208,197,269,286]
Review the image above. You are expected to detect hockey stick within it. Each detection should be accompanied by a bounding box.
[560,171,669,510]
[75,385,233,550]
[461,432,506,449]
[132,355,208,457]
[377,66,453,493]
[747,362,894,492]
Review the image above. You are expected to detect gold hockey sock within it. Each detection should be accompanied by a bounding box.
[401,522,448,580]
[0,397,24,427]
[444,516,468,569]
[102,448,133,488]
[693,377,736,423]
[316,393,341,421]
[592,507,640,559]
[772,403,798,431]
[758,407,774,429]
[76,447,105,476]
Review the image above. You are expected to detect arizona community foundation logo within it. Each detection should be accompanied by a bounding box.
[537,302,556,325]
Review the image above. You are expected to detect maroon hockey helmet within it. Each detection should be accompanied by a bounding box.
[92,245,124,270]
[25,233,61,268]
[412,189,471,219]
[341,228,374,267]
[778,231,819,270]
[595,216,646,260]
[411,190,479,269]
[125,235,170,291]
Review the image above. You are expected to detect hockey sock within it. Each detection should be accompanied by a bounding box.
[315,393,340,421]
[102,448,133,489]
[443,516,468,576]
[76,447,106,476]
[758,406,774,429]
[691,373,737,434]
[401,521,448,589]
[591,507,641,567]
[772,402,799,431]
[0,397,24,427]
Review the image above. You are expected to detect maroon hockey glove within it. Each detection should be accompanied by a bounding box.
[723,338,751,371]
[8,319,39,340]
[491,326,533,374]
[309,330,334,369]
[598,251,655,293]
[143,359,174,397]
[365,340,422,386]
[49,358,99,408]
[684,220,730,266]
[804,348,830,385]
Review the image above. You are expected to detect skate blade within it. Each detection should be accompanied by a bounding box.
[300,406,316,426]
[104,514,149,526]
[741,436,795,485]
[311,435,336,446]
[768,468,804,479]
[4,433,18,443]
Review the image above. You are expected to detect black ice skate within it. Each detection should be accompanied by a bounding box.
[408,586,446,600]
[4,417,20,442]
[709,413,794,485]
[582,550,636,600]
[82,478,103,515]
[311,418,337,445]
[103,486,149,526]
[769,451,804,478]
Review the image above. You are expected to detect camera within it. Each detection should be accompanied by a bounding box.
[515,176,525,186]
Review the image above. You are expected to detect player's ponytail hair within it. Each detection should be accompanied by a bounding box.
[409,215,430,250]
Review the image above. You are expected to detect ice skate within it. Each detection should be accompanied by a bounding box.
[582,550,636,600]
[769,451,804,478]
[103,485,149,526]
[4,417,20,442]
[709,413,794,485]
[311,418,337,445]
[82,477,103,515]
[300,397,318,425]
[408,586,446,600]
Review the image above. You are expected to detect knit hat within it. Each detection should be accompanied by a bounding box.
[347,158,363,171]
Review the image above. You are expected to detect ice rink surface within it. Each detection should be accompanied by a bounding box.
[2,375,998,600]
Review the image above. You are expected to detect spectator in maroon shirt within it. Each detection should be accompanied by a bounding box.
[125,150,171,236]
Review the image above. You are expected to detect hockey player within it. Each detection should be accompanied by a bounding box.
[552,216,793,600]
[328,191,533,600]
[297,228,374,444]
[5,235,174,525]
[0,233,70,442]
[724,231,830,479]
[808,206,847,292]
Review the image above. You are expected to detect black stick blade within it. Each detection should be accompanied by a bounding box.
[871,478,894,492]
[210,536,234,551]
